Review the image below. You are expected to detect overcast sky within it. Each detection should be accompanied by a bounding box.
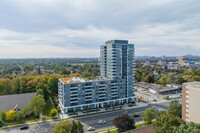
[0,0,199,58]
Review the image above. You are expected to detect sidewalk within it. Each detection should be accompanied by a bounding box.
[59,102,147,119]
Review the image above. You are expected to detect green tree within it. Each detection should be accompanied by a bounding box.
[0,119,4,128]
[30,95,46,117]
[153,113,184,133]
[96,107,99,113]
[16,111,24,121]
[142,107,155,125]
[57,106,61,113]
[168,100,182,118]
[50,109,57,117]
[86,107,89,115]
[52,120,72,133]
[36,82,50,101]
[0,110,6,122]
[37,89,44,96]
[52,120,83,133]
[71,120,78,133]
[113,114,135,132]
[173,122,200,133]
[47,75,58,93]
[76,120,84,133]
[105,105,109,111]
[176,74,185,85]
[157,110,166,117]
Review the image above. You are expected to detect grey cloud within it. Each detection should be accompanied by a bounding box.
[0,0,200,57]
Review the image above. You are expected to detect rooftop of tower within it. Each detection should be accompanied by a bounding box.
[105,40,128,44]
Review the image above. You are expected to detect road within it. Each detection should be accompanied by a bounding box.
[0,101,171,133]
[76,103,169,132]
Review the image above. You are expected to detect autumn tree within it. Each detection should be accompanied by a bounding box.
[6,110,16,121]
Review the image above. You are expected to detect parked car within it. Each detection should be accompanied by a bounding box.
[153,99,157,102]
[88,126,95,131]
[128,103,133,107]
[98,120,106,124]
[133,114,140,117]
[20,125,29,130]
[68,112,75,115]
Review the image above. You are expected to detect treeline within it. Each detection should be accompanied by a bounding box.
[0,73,66,96]
[135,65,200,85]
[0,62,99,79]
[0,58,98,77]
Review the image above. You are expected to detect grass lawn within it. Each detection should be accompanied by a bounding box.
[135,123,145,128]
[5,116,39,126]
[109,129,118,133]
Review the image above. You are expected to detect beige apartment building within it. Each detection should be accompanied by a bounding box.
[182,82,200,123]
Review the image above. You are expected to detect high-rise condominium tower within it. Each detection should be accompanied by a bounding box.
[100,40,135,97]
[58,40,135,113]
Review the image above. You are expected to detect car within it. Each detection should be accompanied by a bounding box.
[88,126,95,131]
[68,112,75,115]
[20,125,29,130]
[98,120,106,124]
[153,99,157,102]
[124,110,128,114]
[128,103,133,107]
[133,114,140,117]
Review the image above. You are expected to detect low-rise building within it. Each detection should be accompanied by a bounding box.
[58,77,132,113]
[181,62,200,68]
[182,82,200,123]
[135,82,182,95]
[0,93,36,112]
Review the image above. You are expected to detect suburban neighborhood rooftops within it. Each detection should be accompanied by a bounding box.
[0,92,36,112]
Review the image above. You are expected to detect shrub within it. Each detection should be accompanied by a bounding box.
[50,109,58,117]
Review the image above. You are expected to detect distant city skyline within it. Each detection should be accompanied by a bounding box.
[0,0,200,58]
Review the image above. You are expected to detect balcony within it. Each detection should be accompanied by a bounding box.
[99,93,106,96]
[99,89,106,92]
[85,91,92,94]
[70,93,78,96]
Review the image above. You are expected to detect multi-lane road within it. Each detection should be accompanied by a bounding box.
[0,101,171,133]
[76,103,169,132]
